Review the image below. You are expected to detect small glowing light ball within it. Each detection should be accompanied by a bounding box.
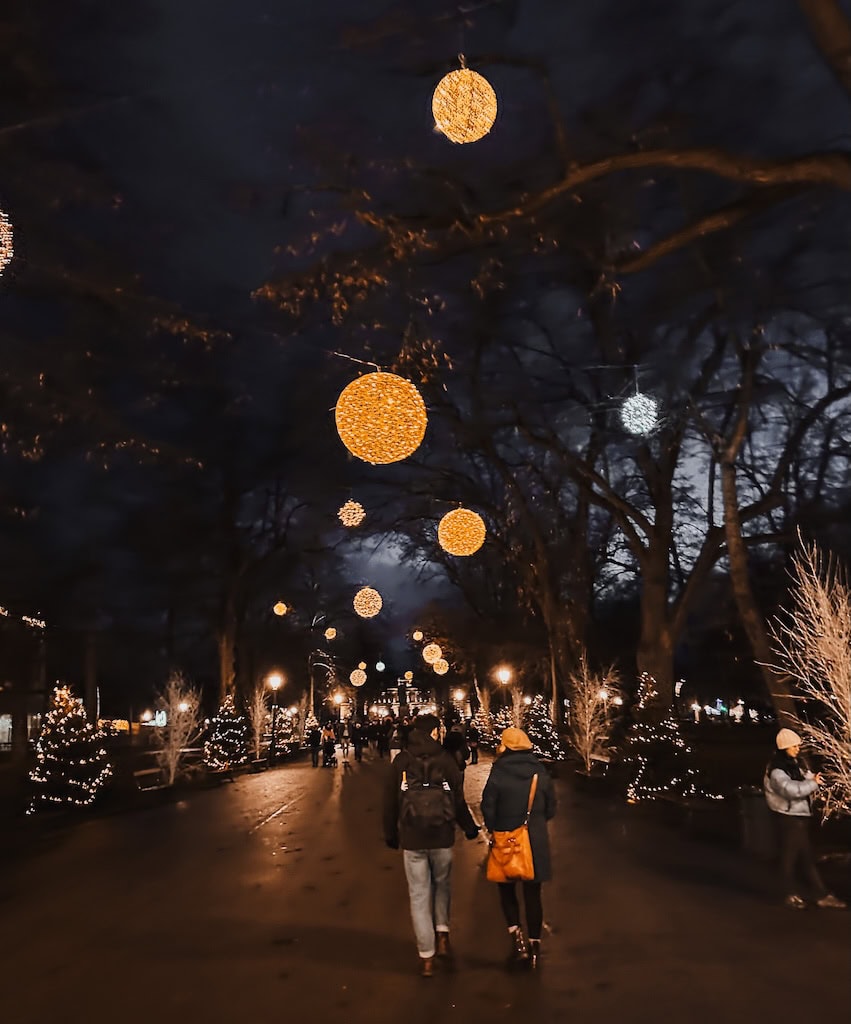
[353,587,382,618]
[422,643,442,665]
[620,393,658,435]
[335,372,427,465]
[0,210,12,276]
[438,508,486,556]
[376,661,386,672]
[324,627,337,640]
[350,669,367,687]
[338,500,366,527]
[433,658,449,675]
[358,661,367,670]
[272,602,288,616]
[404,671,414,681]
[412,629,424,642]
[432,66,497,144]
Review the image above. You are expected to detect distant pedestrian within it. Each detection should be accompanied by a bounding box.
[481,727,557,969]
[444,722,470,773]
[764,728,846,910]
[321,723,337,768]
[307,724,321,768]
[352,720,365,762]
[467,722,479,765]
[340,720,351,760]
[383,713,480,977]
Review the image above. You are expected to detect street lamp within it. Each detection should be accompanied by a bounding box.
[178,701,190,713]
[268,672,283,763]
[453,688,465,703]
[496,667,512,685]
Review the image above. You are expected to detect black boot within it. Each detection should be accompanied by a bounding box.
[508,928,529,965]
[528,939,541,969]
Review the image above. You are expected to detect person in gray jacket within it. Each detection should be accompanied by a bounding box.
[764,728,846,910]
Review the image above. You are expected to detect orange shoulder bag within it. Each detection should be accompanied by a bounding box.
[486,773,538,882]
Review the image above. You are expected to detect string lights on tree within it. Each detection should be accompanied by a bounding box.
[438,507,486,556]
[335,372,427,465]
[204,694,248,771]
[353,586,383,618]
[432,56,497,144]
[422,642,442,664]
[338,500,366,527]
[0,209,13,276]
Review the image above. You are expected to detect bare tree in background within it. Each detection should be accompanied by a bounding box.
[152,673,202,786]
[769,540,851,819]
[568,652,620,774]
[246,682,269,762]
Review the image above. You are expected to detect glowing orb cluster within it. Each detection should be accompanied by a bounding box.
[432,64,497,144]
[338,500,366,527]
[422,643,442,665]
[433,658,449,676]
[0,210,12,276]
[350,669,367,687]
[335,372,427,465]
[353,587,383,618]
[620,393,658,436]
[324,627,337,640]
[438,508,486,556]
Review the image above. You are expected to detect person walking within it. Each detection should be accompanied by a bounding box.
[481,727,557,969]
[764,728,846,910]
[321,723,337,768]
[466,721,479,765]
[307,722,321,768]
[383,713,480,977]
[444,721,470,773]
[351,720,365,763]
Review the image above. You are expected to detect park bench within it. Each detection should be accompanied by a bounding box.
[133,766,168,792]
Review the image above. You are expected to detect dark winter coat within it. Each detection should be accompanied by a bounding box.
[481,749,556,882]
[444,728,470,771]
[383,728,478,850]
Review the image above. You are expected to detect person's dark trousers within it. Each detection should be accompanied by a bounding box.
[470,747,478,765]
[497,881,543,939]
[777,815,828,898]
[311,749,319,768]
[354,743,363,762]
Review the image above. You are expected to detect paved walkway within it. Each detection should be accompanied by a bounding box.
[1,753,848,1024]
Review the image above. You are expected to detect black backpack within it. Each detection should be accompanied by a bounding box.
[399,755,455,833]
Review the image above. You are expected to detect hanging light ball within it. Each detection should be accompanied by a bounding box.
[422,643,442,665]
[335,372,427,465]
[438,508,486,556]
[272,601,288,617]
[324,627,337,640]
[376,661,386,672]
[432,60,497,144]
[0,210,13,276]
[353,587,383,618]
[358,661,367,670]
[620,393,658,436]
[412,629,424,642]
[433,658,449,676]
[404,671,414,681]
[350,669,367,687]
[338,500,366,527]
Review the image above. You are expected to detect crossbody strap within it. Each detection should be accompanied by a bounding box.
[523,774,539,824]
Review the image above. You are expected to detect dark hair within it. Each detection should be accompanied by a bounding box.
[413,713,440,734]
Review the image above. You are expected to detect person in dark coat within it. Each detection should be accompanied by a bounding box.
[481,727,556,969]
[466,721,479,765]
[443,723,470,772]
[307,724,321,768]
[383,713,480,977]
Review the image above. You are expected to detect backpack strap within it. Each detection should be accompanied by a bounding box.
[523,774,538,824]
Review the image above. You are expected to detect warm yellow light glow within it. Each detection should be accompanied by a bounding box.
[350,669,367,687]
[523,695,532,705]
[0,210,13,276]
[598,689,609,701]
[404,670,414,681]
[496,667,512,685]
[333,692,344,705]
[412,629,424,642]
[178,701,190,713]
[141,709,153,722]
[358,661,367,670]
[422,643,442,665]
[273,601,288,616]
[268,672,284,691]
[335,372,427,465]
[353,587,382,618]
[432,64,497,144]
[338,500,366,527]
[433,658,449,675]
[453,689,465,702]
[438,508,486,556]
[324,627,337,640]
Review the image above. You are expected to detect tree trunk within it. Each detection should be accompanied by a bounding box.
[84,630,98,724]
[720,461,797,726]
[636,560,675,715]
[217,590,237,704]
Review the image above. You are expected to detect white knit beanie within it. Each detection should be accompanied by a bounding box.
[776,728,802,750]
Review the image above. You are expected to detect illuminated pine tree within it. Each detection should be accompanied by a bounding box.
[523,695,563,760]
[491,705,515,738]
[470,705,494,748]
[269,707,296,754]
[28,685,112,813]
[204,694,248,770]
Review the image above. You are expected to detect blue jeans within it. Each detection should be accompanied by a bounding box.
[402,848,453,958]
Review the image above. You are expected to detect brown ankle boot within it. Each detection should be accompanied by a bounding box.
[509,928,529,963]
[435,933,451,958]
[420,957,434,978]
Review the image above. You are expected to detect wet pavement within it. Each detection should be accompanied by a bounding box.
[1,752,848,1024]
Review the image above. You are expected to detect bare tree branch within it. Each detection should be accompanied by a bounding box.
[797,0,851,99]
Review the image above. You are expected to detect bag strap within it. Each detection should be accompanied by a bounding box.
[523,774,538,824]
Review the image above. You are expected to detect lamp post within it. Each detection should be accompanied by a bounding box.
[268,672,283,763]
[496,666,512,686]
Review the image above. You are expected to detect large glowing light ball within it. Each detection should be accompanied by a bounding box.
[272,601,288,616]
[438,508,486,556]
[335,372,427,465]
[350,669,367,687]
[338,500,366,527]
[353,587,382,618]
[620,392,658,436]
[433,658,449,675]
[0,210,12,275]
[422,643,442,665]
[432,65,497,144]
[324,627,337,640]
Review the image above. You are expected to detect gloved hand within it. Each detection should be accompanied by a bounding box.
[465,827,480,841]
[385,838,399,850]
